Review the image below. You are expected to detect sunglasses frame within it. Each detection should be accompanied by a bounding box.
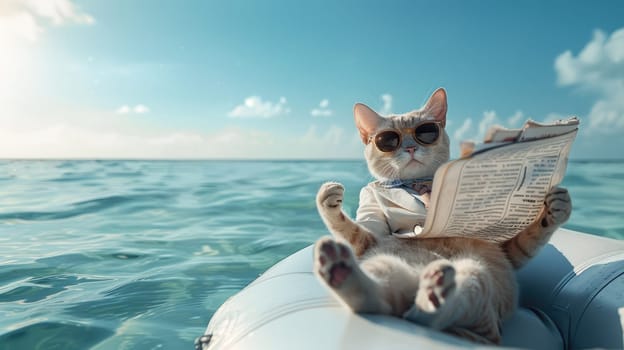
[369,121,442,153]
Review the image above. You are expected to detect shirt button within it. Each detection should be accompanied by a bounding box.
[413,225,423,235]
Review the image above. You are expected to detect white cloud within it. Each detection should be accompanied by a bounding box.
[478,110,498,139]
[0,112,362,159]
[310,110,332,117]
[586,89,624,129]
[302,125,342,145]
[452,110,534,145]
[380,94,393,115]
[0,11,41,42]
[0,0,94,109]
[310,99,333,117]
[453,118,473,141]
[228,96,290,118]
[0,125,205,159]
[116,104,150,114]
[0,0,94,43]
[116,105,131,114]
[134,104,150,114]
[554,27,624,130]
[26,0,94,25]
[298,125,362,158]
[0,96,365,159]
[507,110,525,127]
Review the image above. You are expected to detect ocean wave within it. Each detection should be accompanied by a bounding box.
[0,160,621,349]
[0,193,175,222]
[0,321,113,350]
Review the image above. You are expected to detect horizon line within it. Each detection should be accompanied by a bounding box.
[1,157,623,162]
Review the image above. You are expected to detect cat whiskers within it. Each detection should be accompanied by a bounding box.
[431,149,450,168]
[378,160,401,181]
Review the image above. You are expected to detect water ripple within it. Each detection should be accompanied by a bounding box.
[0,159,620,349]
[0,322,113,350]
[0,193,175,222]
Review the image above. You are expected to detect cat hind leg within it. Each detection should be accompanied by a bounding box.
[314,237,391,314]
[406,258,503,344]
[417,260,456,312]
[315,237,355,289]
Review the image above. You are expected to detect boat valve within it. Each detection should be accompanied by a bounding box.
[194,334,212,349]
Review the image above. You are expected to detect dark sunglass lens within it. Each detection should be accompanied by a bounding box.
[375,131,401,152]
[414,123,440,145]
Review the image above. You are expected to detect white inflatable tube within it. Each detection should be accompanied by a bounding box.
[199,229,624,349]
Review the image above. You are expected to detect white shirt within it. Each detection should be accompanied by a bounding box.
[356,182,428,238]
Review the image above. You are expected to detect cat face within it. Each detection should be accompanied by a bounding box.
[354,88,450,181]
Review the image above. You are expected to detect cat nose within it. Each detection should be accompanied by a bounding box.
[405,146,417,155]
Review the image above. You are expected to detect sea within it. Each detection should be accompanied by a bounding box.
[0,160,622,349]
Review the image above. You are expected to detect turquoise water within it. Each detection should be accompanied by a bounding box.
[0,160,622,349]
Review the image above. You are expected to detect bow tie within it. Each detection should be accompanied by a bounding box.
[378,178,433,208]
[378,178,433,195]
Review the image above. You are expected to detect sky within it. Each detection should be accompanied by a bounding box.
[1,0,623,159]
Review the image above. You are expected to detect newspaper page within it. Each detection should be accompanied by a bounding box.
[418,118,578,243]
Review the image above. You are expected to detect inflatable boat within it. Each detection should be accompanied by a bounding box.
[198,228,624,349]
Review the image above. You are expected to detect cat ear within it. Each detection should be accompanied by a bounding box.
[424,88,447,127]
[354,103,384,144]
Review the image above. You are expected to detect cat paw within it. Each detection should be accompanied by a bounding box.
[416,260,456,312]
[314,237,355,289]
[316,182,344,212]
[542,186,571,227]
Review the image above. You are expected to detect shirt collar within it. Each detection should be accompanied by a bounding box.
[377,177,433,190]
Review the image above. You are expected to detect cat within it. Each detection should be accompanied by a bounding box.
[313,88,571,344]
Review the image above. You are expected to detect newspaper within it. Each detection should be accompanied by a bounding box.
[417,117,579,243]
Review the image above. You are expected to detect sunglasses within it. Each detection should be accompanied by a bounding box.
[369,122,441,152]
